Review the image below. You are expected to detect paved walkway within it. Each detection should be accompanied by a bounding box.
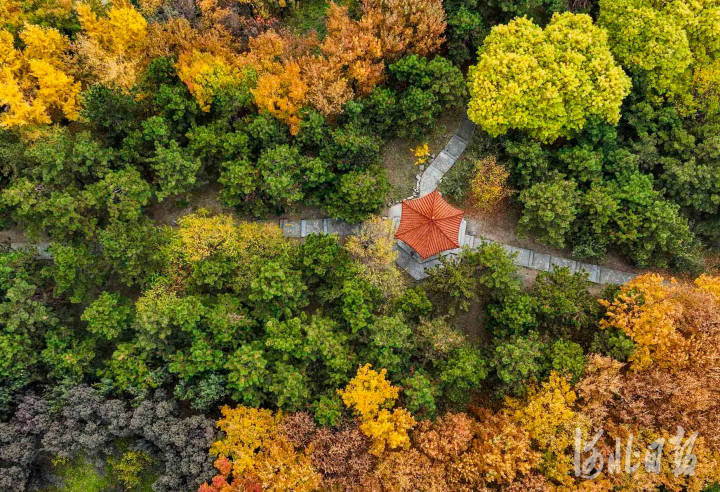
[7,114,636,285]
[390,114,636,283]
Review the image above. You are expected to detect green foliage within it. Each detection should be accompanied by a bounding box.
[401,372,439,419]
[148,141,202,201]
[81,85,139,144]
[50,242,105,304]
[426,243,521,315]
[52,456,109,492]
[82,292,133,341]
[589,327,636,362]
[532,267,600,343]
[492,332,547,397]
[445,4,487,65]
[438,346,488,406]
[313,392,345,427]
[320,125,381,171]
[389,55,466,110]
[107,449,154,491]
[0,249,59,410]
[517,176,579,248]
[548,339,586,383]
[486,292,537,339]
[323,168,389,223]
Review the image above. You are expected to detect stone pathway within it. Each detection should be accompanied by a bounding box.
[392,115,637,283]
[6,114,637,286]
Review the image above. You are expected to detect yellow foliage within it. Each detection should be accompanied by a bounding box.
[76,2,147,54]
[20,24,68,64]
[695,273,720,299]
[177,50,243,111]
[344,217,404,299]
[446,409,539,487]
[339,364,416,456]
[0,26,80,127]
[510,372,580,484]
[600,274,688,371]
[209,405,322,490]
[0,0,74,34]
[361,0,446,60]
[468,156,513,212]
[338,363,399,417]
[412,142,430,166]
[176,212,284,263]
[467,13,631,142]
[210,405,282,477]
[75,1,149,89]
[251,60,307,135]
[300,54,353,116]
[361,408,416,456]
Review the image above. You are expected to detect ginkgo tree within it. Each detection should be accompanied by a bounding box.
[0,25,80,127]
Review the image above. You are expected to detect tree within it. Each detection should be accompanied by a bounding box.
[446,408,539,488]
[338,364,416,456]
[492,333,548,397]
[362,0,446,60]
[517,176,578,248]
[467,13,631,142]
[438,346,488,406]
[345,217,404,298]
[426,243,521,315]
[323,168,389,222]
[81,292,133,341]
[0,26,80,127]
[598,0,719,114]
[468,156,512,212]
[75,1,149,89]
[599,273,720,372]
[532,267,601,342]
[148,140,202,201]
[509,372,578,484]
[252,61,307,135]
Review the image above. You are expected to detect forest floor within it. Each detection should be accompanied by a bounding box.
[381,111,465,203]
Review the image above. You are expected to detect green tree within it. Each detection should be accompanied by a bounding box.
[492,332,548,397]
[81,292,133,341]
[517,176,579,248]
[438,346,488,406]
[548,339,585,383]
[532,267,600,343]
[323,168,389,223]
[148,140,202,201]
[467,13,631,142]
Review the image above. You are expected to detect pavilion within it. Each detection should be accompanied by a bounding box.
[393,189,467,279]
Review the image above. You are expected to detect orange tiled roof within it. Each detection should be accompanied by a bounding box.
[395,189,464,259]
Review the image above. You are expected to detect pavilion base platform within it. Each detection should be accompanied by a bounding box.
[395,219,467,280]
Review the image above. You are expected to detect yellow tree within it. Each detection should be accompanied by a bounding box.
[205,405,321,491]
[467,13,631,142]
[600,273,720,371]
[599,0,720,115]
[508,372,581,485]
[177,50,250,112]
[75,1,149,89]
[251,60,307,135]
[321,3,384,96]
[468,156,513,212]
[0,25,80,128]
[362,0,446,60]
[445,408,539,488]
[345,217,405,299]
[338,364,416,456]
